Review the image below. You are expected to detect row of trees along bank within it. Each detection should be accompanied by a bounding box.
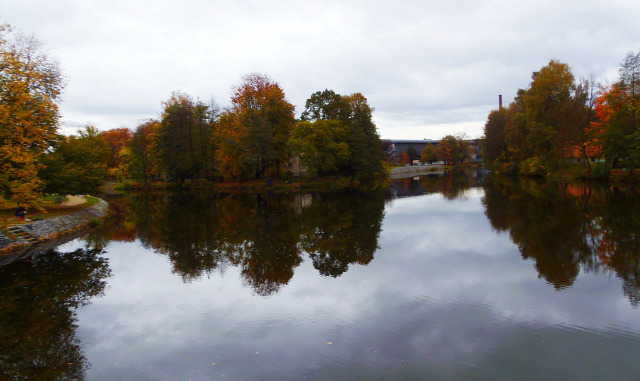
[1,22,386,207]
[70,82,385,188]
[483,51,640,179]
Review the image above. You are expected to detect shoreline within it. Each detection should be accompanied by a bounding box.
[0,198,110,258]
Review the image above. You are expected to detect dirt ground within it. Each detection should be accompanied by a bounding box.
[59,195,87,207]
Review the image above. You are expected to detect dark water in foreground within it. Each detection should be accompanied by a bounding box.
[2,171,640,380]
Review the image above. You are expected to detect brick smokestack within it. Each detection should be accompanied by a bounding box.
[499,94,503,110]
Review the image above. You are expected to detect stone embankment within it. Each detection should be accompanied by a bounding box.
[0,199,110,258]
[390,165,445,179]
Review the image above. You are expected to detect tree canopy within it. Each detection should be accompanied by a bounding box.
[294,90,385,181]
[482,53,640,176]
[0,23,385,200]
[0,24,64,207]
[215,73,295,180]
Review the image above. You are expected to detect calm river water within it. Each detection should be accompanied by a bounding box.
[3,170,640,380]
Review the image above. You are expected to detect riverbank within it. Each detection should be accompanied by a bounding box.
[108,175,390,193]
[0,198,109,257]
[110,168,449,191]
[491,161,640,185]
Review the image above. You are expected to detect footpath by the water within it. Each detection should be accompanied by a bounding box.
[0,198,110,264]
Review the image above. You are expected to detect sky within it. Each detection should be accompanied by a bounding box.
[2,0,639,139]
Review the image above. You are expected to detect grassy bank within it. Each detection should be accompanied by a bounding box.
[490,161,640,185]
[112,175,390,193]
[0,195,100,231]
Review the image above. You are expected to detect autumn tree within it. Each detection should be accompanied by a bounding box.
[128,119,161,183]
[486,60,603,173]
[436,135,469,165]
[420,143,437,164]
[100,128,133,179]
[522,60,578,160]
[503,89,529,161]
[483,109,508,165]
[565,78,598,169]
[215,74,295,180]
[0,24,64,206]
[619,51,640,167]
[586,50,640,169]
[38,126,109,195]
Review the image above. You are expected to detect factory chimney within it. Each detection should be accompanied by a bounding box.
[499,94,503,110]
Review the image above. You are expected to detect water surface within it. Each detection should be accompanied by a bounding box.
[2,171,640,380]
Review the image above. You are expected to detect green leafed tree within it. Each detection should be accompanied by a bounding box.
[407,146,418,164]
[156,92,199,181]
[38,126,109,195]
[342,93,385,181]
[297,90,385,182]
[288,120,350,177]
[300,89,350,122]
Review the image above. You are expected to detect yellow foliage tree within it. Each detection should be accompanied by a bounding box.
[0,24,64,207]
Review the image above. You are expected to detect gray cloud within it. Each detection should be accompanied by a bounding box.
[2,0,638,138]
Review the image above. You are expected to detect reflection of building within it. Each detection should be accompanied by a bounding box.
[291,194,312,215]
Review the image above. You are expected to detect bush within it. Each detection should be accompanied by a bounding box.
[508,161,520,176]
[590,163,610,180]
[520,157,548,177]
[282,170,294,183]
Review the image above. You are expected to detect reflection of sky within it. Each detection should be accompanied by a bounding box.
[74,190,640,380]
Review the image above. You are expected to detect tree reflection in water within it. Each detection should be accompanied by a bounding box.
[483,176,640,305]
[95,190,386,296]
[0,247,111,380]
[91,170,640,305]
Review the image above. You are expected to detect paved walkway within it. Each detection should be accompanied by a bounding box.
[60,195,87,207]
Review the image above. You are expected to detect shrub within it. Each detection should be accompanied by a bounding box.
[282,170,294,183]
[520,157,548,178]
[590,163,610,180]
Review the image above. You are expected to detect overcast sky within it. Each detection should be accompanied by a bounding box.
[2,0,639,139]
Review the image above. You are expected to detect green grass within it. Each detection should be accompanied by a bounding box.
[0,194,101,230]
[42,194,69,203]
[84,196,100,206]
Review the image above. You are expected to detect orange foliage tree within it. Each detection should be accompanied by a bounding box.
[0,24,64,207]
[130,119,161,183]
[100,128,133,178]
[215,73,295,180]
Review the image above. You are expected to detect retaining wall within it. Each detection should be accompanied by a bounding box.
[0,199,110,256]
[390,165,445,178]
